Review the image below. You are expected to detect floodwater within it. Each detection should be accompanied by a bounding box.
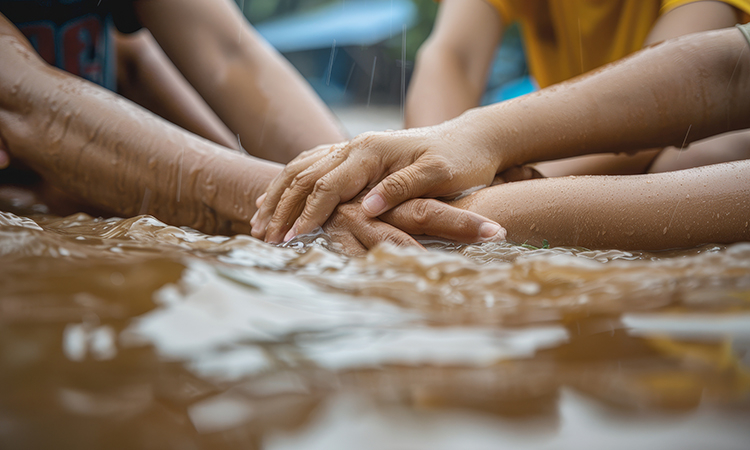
[1,198,750,449]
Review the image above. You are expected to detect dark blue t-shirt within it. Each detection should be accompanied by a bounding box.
[0,0,141,90]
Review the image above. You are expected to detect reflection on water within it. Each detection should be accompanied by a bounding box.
[1,209,749,449]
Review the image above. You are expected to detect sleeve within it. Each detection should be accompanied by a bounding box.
[112,0,142,34]
[661,0,750,23]
[482,0,515,24]
[434,0,515,24]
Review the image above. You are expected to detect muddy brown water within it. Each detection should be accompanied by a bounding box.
[1,200,749,449]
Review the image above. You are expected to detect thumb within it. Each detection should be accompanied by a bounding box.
[361,157,451,217]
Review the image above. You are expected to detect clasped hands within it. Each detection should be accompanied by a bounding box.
[251,117,534,254]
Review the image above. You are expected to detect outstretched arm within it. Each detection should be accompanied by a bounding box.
[404,0,504,128]
[450,160,750,250]
[534,0,745,178]
[133,0,346,164]
[0,12,280,235]
[0,12,502,249]
[253,26,750,242]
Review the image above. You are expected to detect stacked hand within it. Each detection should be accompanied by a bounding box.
[318,194,507,255]
[251,114,512,243]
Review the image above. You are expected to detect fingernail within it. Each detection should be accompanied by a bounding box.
[362,193,387,215]
[255,193,266,208]
[250,210,259,226]
[283,226,297,242]
[479,222,506,240]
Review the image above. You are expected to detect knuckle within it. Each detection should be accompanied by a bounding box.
[383,233,414,248]
[291,171,316,190]
[381,173,412,200]
[312,177,335,196]
[325,205,355,229]
[352,131,379,147]
[283,163,305,180]
[409,200,433,229]
[426,155,453,181]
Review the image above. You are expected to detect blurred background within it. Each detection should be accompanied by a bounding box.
[233,0,534,134]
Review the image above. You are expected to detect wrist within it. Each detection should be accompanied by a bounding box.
[456,105,523,173]
[198,153,282,234]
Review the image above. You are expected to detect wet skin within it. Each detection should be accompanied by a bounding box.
[253,27,750,250]
[0,8,505,254]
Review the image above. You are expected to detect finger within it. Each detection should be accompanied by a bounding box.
[255,193,266,209]
[264,149,358,243]
[250,192,267,228]
[282,162,374,241]
[346,215,425,251]
[324,230,367,257]
[252,148,329,238]
[361,155,453,217]
[380,198,506,243]
[322,200,424,252]
[251,146,334,239]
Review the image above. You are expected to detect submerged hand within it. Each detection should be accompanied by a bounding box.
[322,196,507,256]
[251,113,506,243]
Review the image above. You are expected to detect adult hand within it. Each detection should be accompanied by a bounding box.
[251,113,508,243]
[321,195,507,256]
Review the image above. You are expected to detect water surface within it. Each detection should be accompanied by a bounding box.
[1,205,749,449]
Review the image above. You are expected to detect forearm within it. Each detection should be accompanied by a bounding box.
[0,31,282,235]
[405,0,503,129]
[115,30,238,150]
[135,0,346,164]
[471,27,750,168]
[451,161,750,250]
[405,44,485,128]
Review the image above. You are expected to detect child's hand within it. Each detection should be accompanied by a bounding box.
[251,115,508,244]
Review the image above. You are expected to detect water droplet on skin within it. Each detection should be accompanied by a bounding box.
[663,227,668,235]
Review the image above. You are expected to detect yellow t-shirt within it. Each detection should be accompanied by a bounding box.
[483,0,750,87]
